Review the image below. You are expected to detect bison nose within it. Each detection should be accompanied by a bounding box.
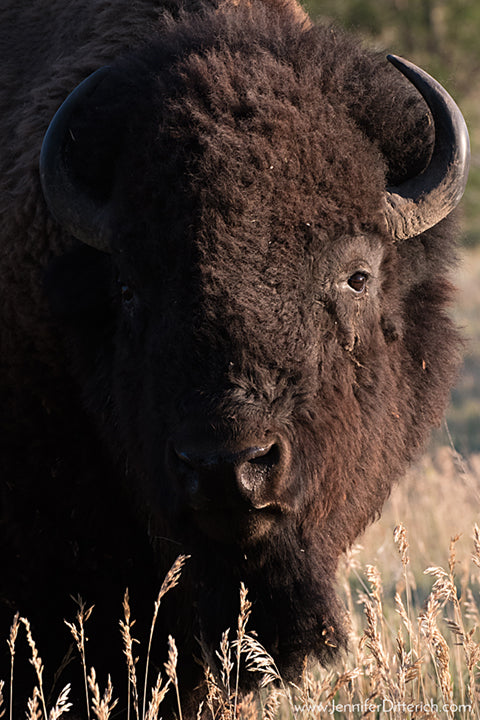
[170,439,288,510]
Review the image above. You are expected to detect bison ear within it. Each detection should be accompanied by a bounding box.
[40,67,129,253]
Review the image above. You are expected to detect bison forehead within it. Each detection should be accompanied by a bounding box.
[108,23,389,260]
[144,89,382,230]
[169,48,385,214]
[111,82,388,331]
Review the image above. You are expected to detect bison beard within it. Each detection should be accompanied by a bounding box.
[177,528,347,667]
[0,0,469,711]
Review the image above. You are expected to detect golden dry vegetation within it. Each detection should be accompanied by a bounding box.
[2,450,480,719]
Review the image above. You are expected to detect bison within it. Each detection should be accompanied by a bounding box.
[0,0,469,710]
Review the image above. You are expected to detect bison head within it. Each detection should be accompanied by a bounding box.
[40,4,469,674]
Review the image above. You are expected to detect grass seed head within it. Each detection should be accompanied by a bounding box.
[157,554,190,607]
[394,523,410,567]
[26,687,41,720]
[164,635,178,685]
[88,669,118,720]
[7,613,19,658]
[237,583,252,642]
[473,524,480,569]
[48,684,73,720]
[145,672,171,720]
[262,688,283,720]
[239,634,282,688]
[449,534,461,576]
[216,630,233,693]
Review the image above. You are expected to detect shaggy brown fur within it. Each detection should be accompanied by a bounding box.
[0,0,462,712]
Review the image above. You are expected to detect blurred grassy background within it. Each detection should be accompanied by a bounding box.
[304,0,480,455]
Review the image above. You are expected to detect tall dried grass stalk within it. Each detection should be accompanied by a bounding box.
[7,613,19,720]
[234,582,252,717]
[64,595,94,720]
[362,596,396,709]
[217,630,233,699]
[394,524,414,647]
[164,635,182,720]
[420,596,454,717]
[20,617,48,720]
[448,535,467,708]
[142,554,189,720]
[120,590,140,720]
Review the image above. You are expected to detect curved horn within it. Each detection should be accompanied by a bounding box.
[40,67,113,253]
[384,55,470,241]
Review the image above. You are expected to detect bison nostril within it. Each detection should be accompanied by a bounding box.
[168,437,289,510]
[236,442,283,495]
[248,443,281,469]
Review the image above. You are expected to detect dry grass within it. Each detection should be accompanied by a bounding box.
[64,596,94,720]
[2,450,480,719]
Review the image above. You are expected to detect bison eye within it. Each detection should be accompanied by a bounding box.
[348,271,368,294]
